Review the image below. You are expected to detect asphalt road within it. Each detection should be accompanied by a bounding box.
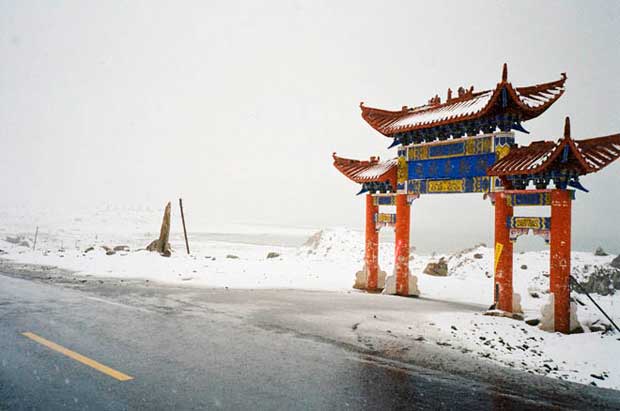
[1,268,620,410]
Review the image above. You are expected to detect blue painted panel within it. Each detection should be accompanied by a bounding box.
[505,192,551,207]
[408,153,496,180]
[375,196,396,206]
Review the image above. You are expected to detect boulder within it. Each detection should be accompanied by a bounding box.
[576,266,620,296]
[302,230,322,249]
[423,257,448,276]
[266,252,280,259]
[525,318,540,326]
[473,253,484,259]
[527,287,541,298]
[594,246,608,256]
[113,245,130,252]
[610,255,620,269]
[5,235,32,248]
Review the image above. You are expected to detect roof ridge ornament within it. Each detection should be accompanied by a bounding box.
[502,63,508,82]
[428,94,441,106]
[564,116,571,139]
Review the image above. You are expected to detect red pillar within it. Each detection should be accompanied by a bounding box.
[494,192,514,312]
[395,194,410,296]
[365,194,379,291]
[550,189,571,333]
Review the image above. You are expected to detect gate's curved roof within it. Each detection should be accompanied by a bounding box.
[332,153,397,186]
[488,118,620,177]
[360,64,566,137]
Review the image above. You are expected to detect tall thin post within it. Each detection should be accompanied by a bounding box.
[33,226,39,251]
[179,198,190,255]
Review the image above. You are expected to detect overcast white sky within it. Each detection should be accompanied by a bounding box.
[1,1,619,252]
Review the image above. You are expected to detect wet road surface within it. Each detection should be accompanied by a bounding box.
[1,270,620,410]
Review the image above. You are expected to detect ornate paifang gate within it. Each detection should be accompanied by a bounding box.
[333,64,620,333]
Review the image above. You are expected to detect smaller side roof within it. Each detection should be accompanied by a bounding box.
[332,153,397,187]
[487,117,620,177]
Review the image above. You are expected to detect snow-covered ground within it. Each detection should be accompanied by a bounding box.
[1,205,619,390]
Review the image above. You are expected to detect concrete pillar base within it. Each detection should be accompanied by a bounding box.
[382,273,419,296]
[353,266,386,291]
[539,294,580,332]
[512,292,523,314]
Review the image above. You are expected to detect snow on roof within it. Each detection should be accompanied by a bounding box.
[360,65,567,137]
[332,154,397,186]
[388,91,494,129]
[488,119,620,177]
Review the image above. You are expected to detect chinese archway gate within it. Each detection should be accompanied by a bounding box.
[333,64,620,333]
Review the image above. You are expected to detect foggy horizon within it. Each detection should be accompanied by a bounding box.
[2,1,620,254]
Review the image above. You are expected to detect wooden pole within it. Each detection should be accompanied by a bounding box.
[179,198,190,255]
[33,226,39,251]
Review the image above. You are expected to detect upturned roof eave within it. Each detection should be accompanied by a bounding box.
[332,152,397,185]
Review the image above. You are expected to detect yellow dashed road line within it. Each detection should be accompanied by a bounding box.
[22,332,133,381]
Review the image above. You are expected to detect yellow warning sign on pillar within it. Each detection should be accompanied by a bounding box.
[494,242,504,272]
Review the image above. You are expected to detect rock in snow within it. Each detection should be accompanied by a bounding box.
[595,246,608,256]
[574,265,620,296]
[611,255,620,269]
[423,257,448,276]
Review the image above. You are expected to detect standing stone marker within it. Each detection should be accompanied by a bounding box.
[146,202,172,257]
